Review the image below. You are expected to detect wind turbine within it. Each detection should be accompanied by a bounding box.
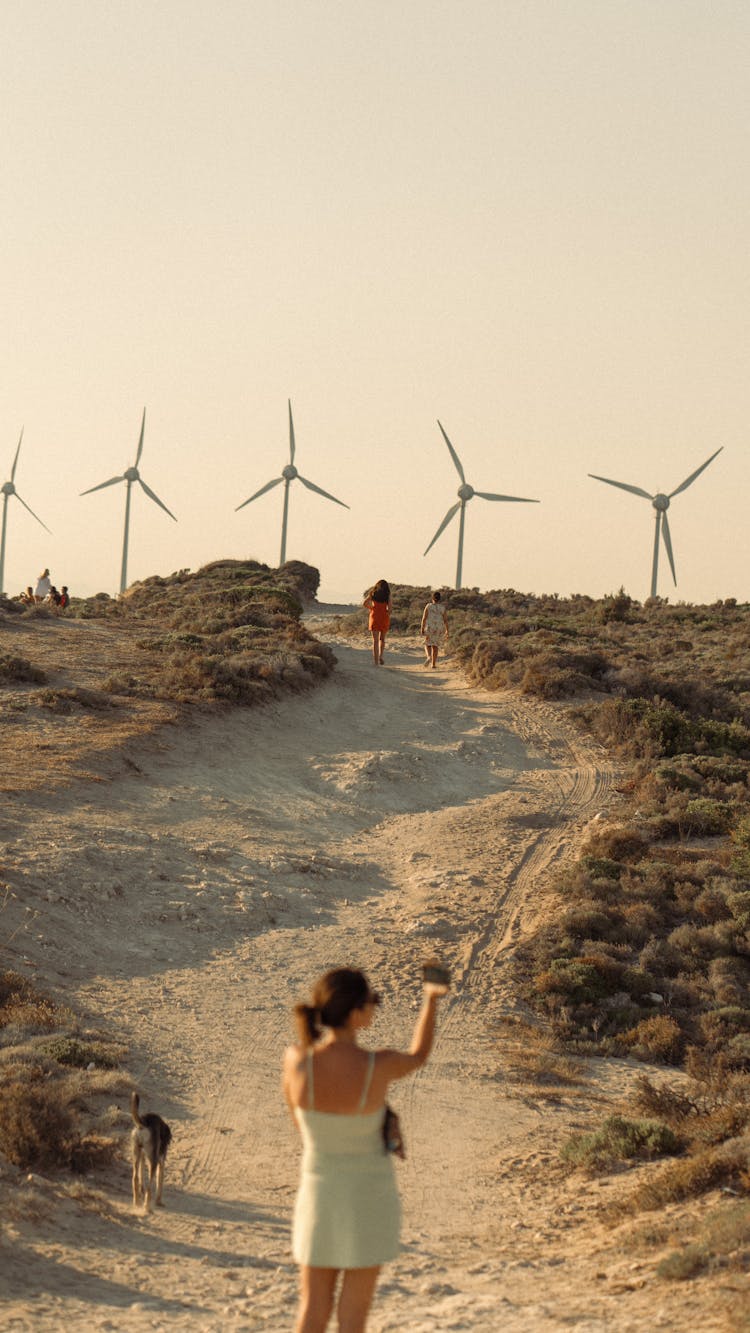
[1,429,51,596]
[81,409,177,594]
[589,447,723,599]
[424,420,539,589]
[235,400,349,566]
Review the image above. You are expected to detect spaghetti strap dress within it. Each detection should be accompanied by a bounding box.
[292,1050,401,1268]
[368,599,390,633]
[423,602,446,646]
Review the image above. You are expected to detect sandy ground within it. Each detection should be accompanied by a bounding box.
[0,621,741,1330]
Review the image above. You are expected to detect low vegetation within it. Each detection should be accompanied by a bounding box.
[335,584,750,1213]
[0,969,127,1173]
[0,558,334,1177]
[70,558,334,705]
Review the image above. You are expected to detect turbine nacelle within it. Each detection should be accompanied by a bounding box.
[425,420,539,588]
[0,428,50,597]
[80,409,176,594]
[236,400,348,566]
[589,446,722,598]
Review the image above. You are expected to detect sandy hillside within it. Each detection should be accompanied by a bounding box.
[0,620,739,1331]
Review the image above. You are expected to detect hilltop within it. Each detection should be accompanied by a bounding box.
[0,576,747,1330]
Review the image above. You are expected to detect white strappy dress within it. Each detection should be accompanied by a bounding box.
[292,1050,401,1268]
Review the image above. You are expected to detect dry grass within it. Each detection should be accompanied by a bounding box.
[494,1015,587,1097]
[0,558,333,792]
[0,959,129,1177]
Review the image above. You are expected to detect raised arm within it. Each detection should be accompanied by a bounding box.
[379,983,448,1082]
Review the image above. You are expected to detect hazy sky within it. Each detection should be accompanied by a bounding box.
[2,0,748,604]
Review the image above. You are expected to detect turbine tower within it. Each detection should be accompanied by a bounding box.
[424,420,539,589]
[236,400,349,566]
[1,429,51,596]
[81,409,177,594]
[589,447,723,599]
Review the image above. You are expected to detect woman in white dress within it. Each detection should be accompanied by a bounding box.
[420,591,449,668]
[34,568,51,603]
[283,966,449,1333]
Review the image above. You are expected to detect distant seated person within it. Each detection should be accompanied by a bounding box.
[34,568,51,603]
[59,586,70,611]
[20,586,35,606]
[44,586,62,608]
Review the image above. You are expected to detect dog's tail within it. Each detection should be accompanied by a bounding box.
[130,1091,145,1128]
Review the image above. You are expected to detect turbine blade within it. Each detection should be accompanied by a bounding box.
[10,427,24,482]
[80,474,126,495]
[14,491,52,533]
[135,408,146,466]
[668,446,723,498]
[423,501,461,556]
[661,510,677,584]
[475,491,539,503]
[235,475,284,510]
[288,400,296,464]
[437,421,465,483]
[588,473,653,501]
[138,477,177,520]
[297,474,349,508]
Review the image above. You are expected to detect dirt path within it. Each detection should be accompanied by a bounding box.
[1,631,723,1330]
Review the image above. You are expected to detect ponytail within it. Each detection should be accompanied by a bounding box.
[294,1002,321,1047]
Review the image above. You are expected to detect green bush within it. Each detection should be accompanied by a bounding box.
[562,1114,680,1171]
[681,798,734,837]
[39,1036,120,1069]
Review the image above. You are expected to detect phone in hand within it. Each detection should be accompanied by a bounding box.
[422,959,451,988]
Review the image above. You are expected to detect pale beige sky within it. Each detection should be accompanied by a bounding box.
[1,0,748,603]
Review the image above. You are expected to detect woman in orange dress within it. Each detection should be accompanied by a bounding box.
[363,580,391,666]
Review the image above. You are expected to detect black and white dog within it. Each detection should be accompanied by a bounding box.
[131,1091,172,1212]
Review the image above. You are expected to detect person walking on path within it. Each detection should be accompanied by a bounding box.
[420,590,449,668]
[362,579,391,666]
[283,965,449,1333]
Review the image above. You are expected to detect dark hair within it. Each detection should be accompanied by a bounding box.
[294,968,377,1046]
[432,591,441,602]
[371,579,390,603]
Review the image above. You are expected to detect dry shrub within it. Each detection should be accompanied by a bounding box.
[38,687,114,713]
[619,1016,685,1065]
[632,1073,696,1123]
[656,1243,708,1281]
[656,1200,750,1288]
[495,1017,585,1094]
[0,971,58,1031]
[0,1076,76,1169]
[581,826,647,863]
[69,1133,118,1174]
[624,1140,747,1212]
[0,654,47,684]
[710,957,750,1007]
